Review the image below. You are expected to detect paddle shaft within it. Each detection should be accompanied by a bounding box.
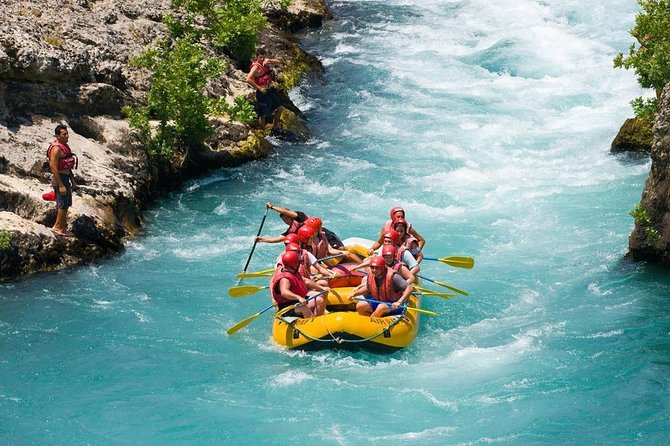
[422,256,474,268]
[276,290,327,316]
[238,207,270,284]
[226,302,276,335]
[354,298,437,316]
[417,275,468,296]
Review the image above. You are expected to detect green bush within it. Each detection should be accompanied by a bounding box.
[210,96,257,125]
[126,1,269,159]
[630,204,661,247]
[0,231,12,252]
[169,0,267,63]
[125,36,226,159]
[630,96,659,126]
[614,1,670,123]
[614,0,670,97]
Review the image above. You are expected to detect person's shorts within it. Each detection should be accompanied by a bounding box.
[256,88,283,118]
[52,173,72,209]
[364,295,404,316]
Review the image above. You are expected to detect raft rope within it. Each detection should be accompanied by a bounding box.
[275,307,408,344]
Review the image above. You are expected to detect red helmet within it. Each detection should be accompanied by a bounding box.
[281,251,300,269]
[369,256,386,268]
[389,206,405,220]
[297,225,316,242]
[304,217,323,231]
[285,243,301,252]
[283,233,300,245]
[393,217,408,230]
[381,244,396,257]
[382,229,400,245]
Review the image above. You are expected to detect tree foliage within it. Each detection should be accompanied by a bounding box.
[168,0,267,63]
[125,0,268,159]
[125,36,226,159]
[614,0,670,98]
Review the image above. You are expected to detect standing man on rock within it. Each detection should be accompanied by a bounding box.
[48,124,77,237]
[246,48,284,135]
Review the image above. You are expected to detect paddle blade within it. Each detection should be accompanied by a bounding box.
[228,285,268,298]
[421,291,457,299]
[226,312,261,335]
[413,287,458,299]
[432,279,468,296]
[406,307,438,316]
[436,256,475,269]
[236,269,275,278]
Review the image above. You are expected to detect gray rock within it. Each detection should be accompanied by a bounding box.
[628,82,670,264]
[0,0,332,281]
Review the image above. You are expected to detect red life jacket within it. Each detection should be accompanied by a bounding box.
[252,60,274,86]
[394,245,408,264]
[366,267,403,303]
[271,269,307,305]
[311,232,330,259]
[47,140,77,171]
[286,211,311,235]
[382,220,413,234]
[387,259,406,273]
[276,250,312,278]
[297,249,312,278]
[287,219,302,235]
[400,233,419,250]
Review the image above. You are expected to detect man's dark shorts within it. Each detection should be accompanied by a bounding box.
[256,88,283,118]
[364,295,405,316]
[52,173,72,209]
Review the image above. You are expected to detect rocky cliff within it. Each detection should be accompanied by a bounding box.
[0,0,331,281]
[628,82,670,263]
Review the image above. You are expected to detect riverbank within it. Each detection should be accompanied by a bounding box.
[0,0,331,281]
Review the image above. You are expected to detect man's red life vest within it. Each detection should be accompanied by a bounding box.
[400,233,419,250]
[297,249,312,278]
[252,60,274,87]
[276,249,312,278]
[311,232,330,259]
[271,269,307,305]
[366,267,403,303]
[382,219,413,234]
[386,259,406,273]
[47,140,77,171]
[394,245,408,264]
[287,219,302,235]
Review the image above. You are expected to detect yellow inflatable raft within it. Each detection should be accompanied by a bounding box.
[271,238,423,350]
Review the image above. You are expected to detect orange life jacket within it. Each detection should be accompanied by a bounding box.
[366,267,403,302]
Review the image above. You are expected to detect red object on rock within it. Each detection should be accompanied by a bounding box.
[42,190,56,201]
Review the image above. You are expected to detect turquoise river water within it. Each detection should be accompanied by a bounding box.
[2,0,670,444]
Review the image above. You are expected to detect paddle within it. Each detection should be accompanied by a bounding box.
[353,298,438,316]
[236,253,347,279]
[235,206,270,285]
[417,275,468,296]
[227,291,326,335]
[422,256,474,269]
[228,284,269,298]
[413,289,458,299]
[316,252,349,263]
[275,290,328,317]
[236,268,275,279]
[226,302,276,335]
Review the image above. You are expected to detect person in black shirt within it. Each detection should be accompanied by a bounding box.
[256,202,344,249]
